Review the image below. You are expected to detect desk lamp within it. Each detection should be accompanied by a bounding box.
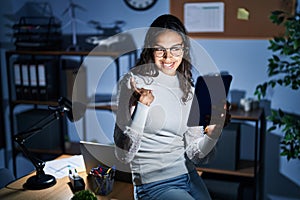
[14,97,83,190]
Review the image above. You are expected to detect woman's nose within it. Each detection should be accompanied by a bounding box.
[163,49,173,58]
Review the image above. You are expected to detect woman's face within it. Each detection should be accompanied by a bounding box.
[153,30,184,76]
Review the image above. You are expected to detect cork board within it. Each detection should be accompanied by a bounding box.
[170,0,296,39]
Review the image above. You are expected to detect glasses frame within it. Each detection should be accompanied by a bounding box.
[153,44,185,58]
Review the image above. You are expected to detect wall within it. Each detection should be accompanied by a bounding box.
[0,0,299,199]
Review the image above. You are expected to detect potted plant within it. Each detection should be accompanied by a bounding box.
[71,190,97,200]
[254,10,300,160]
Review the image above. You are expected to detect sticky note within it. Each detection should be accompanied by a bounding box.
[237,8,249,20]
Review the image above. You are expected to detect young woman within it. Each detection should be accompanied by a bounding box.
[114,14,228,200]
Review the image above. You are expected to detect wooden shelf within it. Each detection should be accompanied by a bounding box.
[197,160,256,178]
[6,49,125,58]
[231,108,264,122]
[12,100,59,106]
[28,148,63,155]
[15,146,63,156]
[87,102,118,112]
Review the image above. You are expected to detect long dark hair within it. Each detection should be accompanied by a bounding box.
[132,14,193,103]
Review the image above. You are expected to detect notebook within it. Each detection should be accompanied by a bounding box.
[79,141,132,182]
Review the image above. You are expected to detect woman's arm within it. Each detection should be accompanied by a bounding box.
[184,125,220,165]
[113,73,153,163]
[185,98,231,164]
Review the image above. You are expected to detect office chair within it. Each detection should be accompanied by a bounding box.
[0,168,16,189]
[188,74,233,127]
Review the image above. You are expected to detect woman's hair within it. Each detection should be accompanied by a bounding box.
[132,14,193,103]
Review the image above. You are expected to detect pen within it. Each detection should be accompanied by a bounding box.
[69,168,75,180]
[73,168,79,178]
[92,169,102,178]
[106,167,112,175]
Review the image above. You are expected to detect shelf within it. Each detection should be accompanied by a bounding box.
[15,146,63,156]
[231,108,264,122]
[197,160,256,178]
[87,93,118,111]
[6,49,125,58]
[12,100,59,106]
[27,148,63,155]
[87,101,118,112]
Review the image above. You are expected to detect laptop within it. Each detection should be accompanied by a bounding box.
[79,141,132,182]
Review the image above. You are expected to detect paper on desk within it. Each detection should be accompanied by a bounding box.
[44,155,86,179]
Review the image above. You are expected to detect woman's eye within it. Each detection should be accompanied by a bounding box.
[171,47,181,51]
[155,48,165,51]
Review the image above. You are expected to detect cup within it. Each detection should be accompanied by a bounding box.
[240,98,253,112]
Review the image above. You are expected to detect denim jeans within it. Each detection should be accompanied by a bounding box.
[134,169,211,200]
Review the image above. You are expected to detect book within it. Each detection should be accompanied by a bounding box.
[21,62,30,100]
[13,62,23,100]
[29,62,38,100]
[37,62,47,100]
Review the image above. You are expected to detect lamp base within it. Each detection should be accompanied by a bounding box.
[23,174,56,190]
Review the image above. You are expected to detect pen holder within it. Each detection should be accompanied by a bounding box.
[88,167,115,196]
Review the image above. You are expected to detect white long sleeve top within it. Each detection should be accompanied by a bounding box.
[114,71,218,185]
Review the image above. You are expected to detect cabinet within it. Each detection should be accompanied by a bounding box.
[197,108,266,199]
[5,49,137,176]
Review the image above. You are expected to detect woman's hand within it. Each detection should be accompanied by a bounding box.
[205,101,231,127]
[204,124,216,135]
[204,101,231,139]
[131,77,154,106]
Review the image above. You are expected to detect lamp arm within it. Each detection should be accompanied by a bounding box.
[15,139,46,175]
[14,109,63,175]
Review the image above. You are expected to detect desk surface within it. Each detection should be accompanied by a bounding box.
[0,155,134,200]
[230,108,264,121]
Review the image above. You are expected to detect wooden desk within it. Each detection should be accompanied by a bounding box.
[0,155,134,200]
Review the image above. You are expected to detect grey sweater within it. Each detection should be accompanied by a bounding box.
[114,71,218,185]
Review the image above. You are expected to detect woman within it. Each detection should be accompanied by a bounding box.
[114,14,227,200]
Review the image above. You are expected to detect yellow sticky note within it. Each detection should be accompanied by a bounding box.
[237,8,249,20]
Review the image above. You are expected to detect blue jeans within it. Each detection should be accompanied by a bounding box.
[134,170,211,200]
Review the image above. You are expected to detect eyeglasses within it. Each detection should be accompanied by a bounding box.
[153,45,185,58]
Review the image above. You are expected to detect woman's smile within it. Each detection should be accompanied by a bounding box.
[162,62,176,69]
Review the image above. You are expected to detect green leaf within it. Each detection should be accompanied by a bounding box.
[72,190,97,200]
[268,80,277,88]
[273,55,280,61]
[268,126,277,132]
[271,10,285,16]
[294,39,300,50]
